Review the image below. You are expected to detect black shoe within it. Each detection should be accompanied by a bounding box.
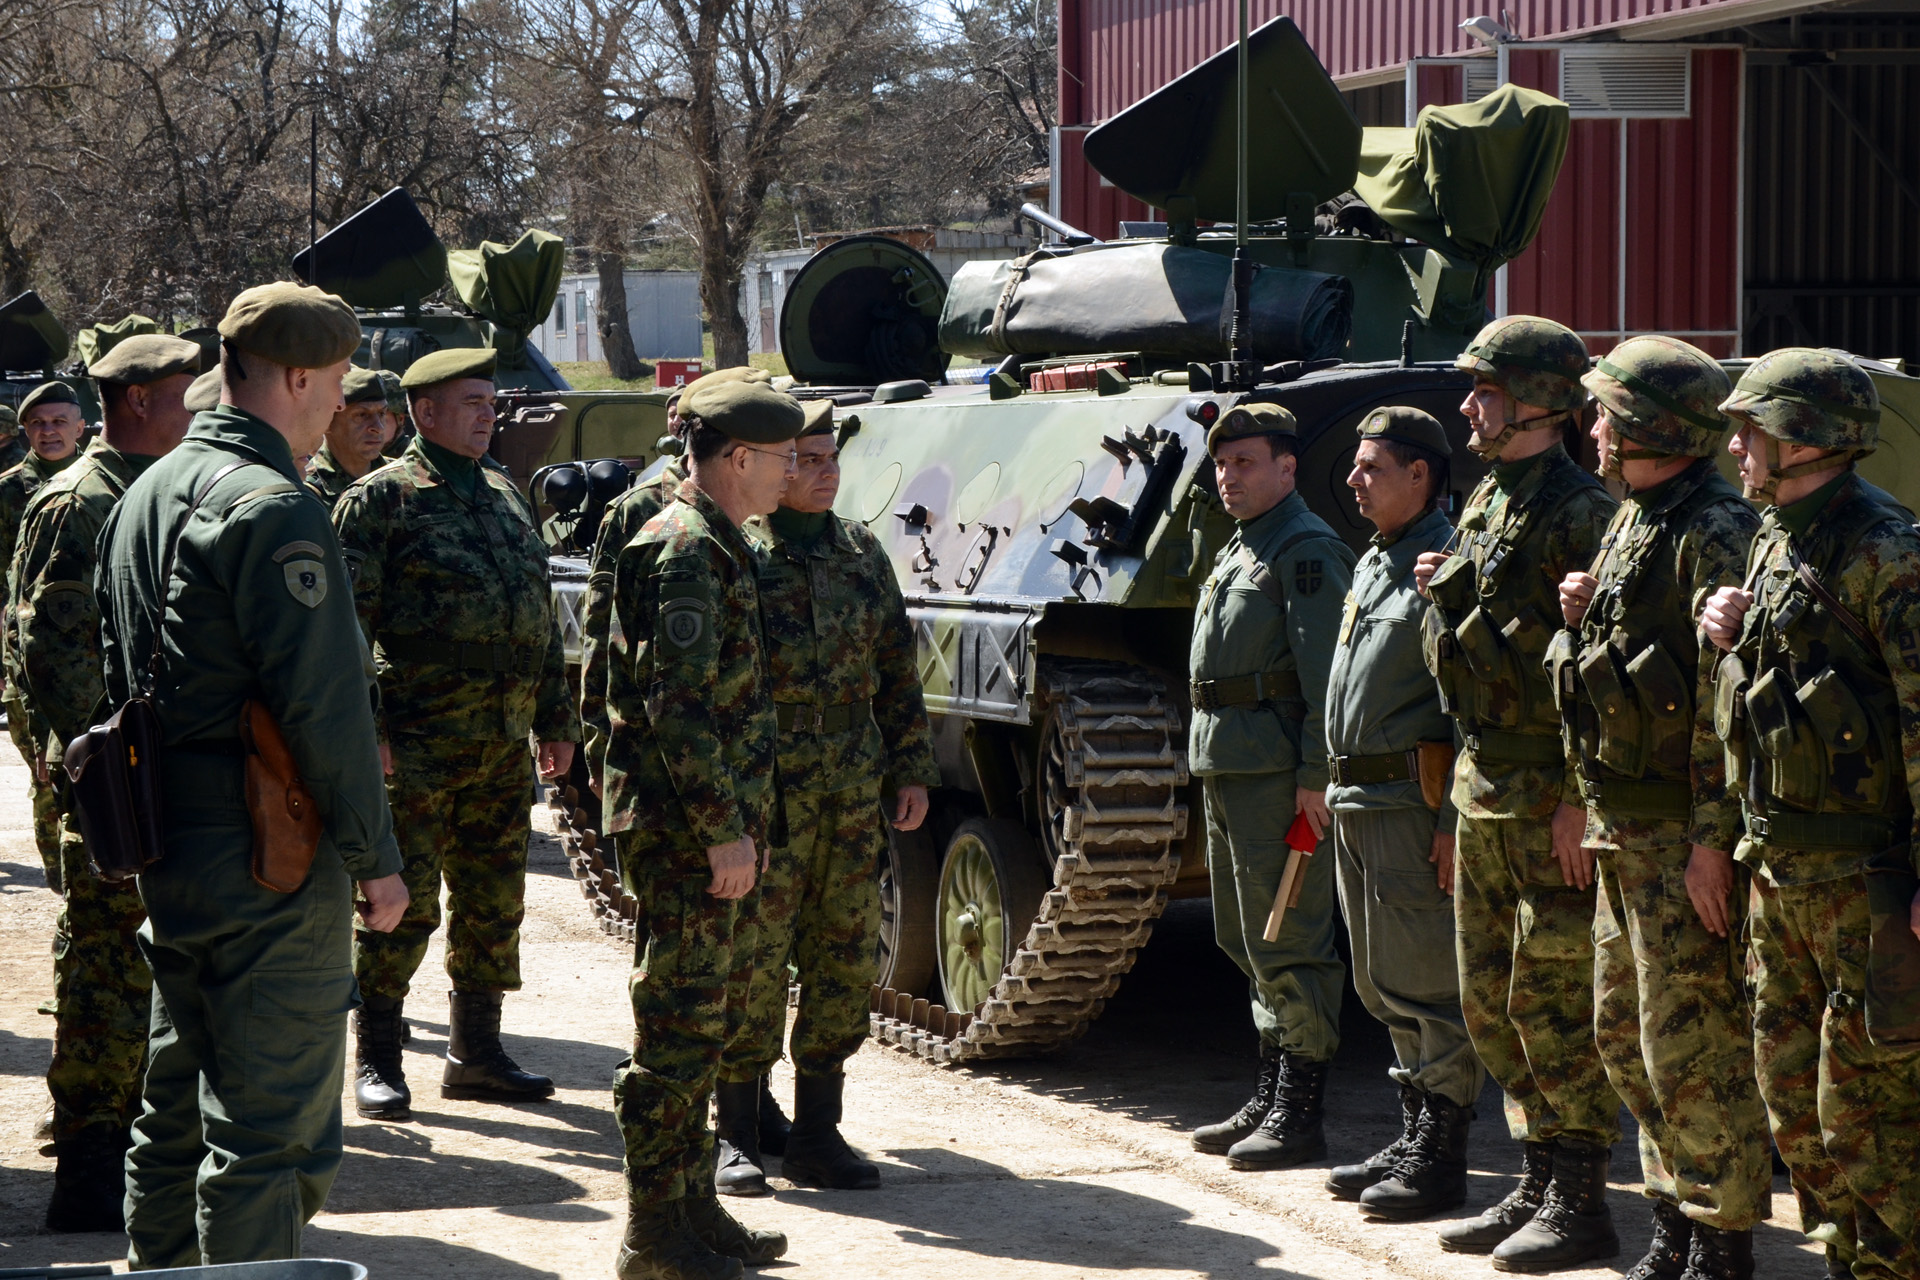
[1327,1083,1422,1199]
[614,1201,743,1280]
[1825,1246,1853,1280]
[713,1080,769,1197]
[683,1194,787,1264]
[1490,1138,1620,1272]
[441,991,555,1102]
[782,1071,881,1189]
[1679,1224,1753,1280]
[1625,1199,1692,1280]
[45,1122,130,1233]
[757,1076,791,1157]
[1193,1048,1283,1155]
[354,993,412,1120]
[1437,1141,1553,1254]
[1359,1091,1474,1221]
[1226,1052,1329,1171]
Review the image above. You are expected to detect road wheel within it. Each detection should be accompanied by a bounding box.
[935,818,1047,1016]
[878,824,938,995]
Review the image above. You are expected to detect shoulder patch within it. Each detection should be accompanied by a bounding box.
[282,555,328,607]
[1898,629,1920,675]
[37,581,94,634]
[272,540,328,564]
[1295,558,1324,595]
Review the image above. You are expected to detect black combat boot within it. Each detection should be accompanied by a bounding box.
[1490,1137,1620,1272]
[1438,1140,1553,1253]
[683,1193,788,1264]
[615,1201,743,1280]
[1193,1047,1283,1155]
[1327,1084,1423,1199]
[354,993,412,1120]
[45,1122,129,1233]
[757,1076,791,1157]
[782,1071,880,1189]
[1824,1246,1854,1280]
[441,990,555,1102]
[1226,1052,1329,1171]
[1359,1091,1474,1220]
[713,1080,769,1197]
[1679,1223,1753,1280]
[1624,1199,1692,1280]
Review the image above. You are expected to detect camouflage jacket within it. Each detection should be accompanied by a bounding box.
[581,456,687,775]
[334,435,577,744]
[0,435,27,473]
[1424,442,1616,820]
[1189,489,1355,787]
[8,441,157,763]
[604,478,777,852]
[0,451,77,581]
[749,506,940,796]
[304,440,361,511]
[1560,459,1757,853]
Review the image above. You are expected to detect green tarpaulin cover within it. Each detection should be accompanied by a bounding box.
[74,313,161,371]
[447,229,565,368]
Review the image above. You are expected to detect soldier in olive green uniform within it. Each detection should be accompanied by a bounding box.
[1322,407,1484,1221]
[11,338,200,1231]
[334,346,578,1120]
[0,403,25,471]
[305,367,395,509]
[1187,403,1355,1172]
[1555,337,1768,1280]
[605,378,801,1280]
[97,283,408,1267]
[711,400,940,1198]
[1416,316,1622,1270]
[1701,349,1920,1280]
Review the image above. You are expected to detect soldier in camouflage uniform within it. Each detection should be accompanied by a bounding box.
[0,402,26,471]
[606,377,802,1280]
[10,337,199,1231]
[1322,406,1484,1221]
[378,368,411,457]
[710,398,940,1197]
[305,367,395,509]
[1700,348,1920,1280]
[3,382,88,887]
[334,346,579,1121]
[1414,316,1622,1270]
[1186,403,1356,1172]
[1554,337,1768,1280]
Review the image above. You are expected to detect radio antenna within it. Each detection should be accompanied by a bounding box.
[1224,0,1256,390]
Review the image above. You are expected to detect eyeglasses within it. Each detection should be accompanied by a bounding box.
[739,444,798,467]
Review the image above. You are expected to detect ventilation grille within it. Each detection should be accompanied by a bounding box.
[1462,58,1499,103]
[1559,45,1691,118]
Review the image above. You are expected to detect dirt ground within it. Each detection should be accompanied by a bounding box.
[0,756,1826,1278]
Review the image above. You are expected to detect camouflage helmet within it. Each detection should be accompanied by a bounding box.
[1719,347,1879,453]
[1454,315,1590,413]
[1581,335,1731,462]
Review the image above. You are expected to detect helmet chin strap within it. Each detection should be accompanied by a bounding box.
[1743,433,1852,504]
[1596,433,1670,482]
[1467,394,1572,461]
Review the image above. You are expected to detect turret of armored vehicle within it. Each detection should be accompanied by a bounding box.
[0,291,90,418]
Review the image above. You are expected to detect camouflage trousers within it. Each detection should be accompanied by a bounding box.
[1751,872,1920,1280]
[1454,815,1620,1145]
[354,735,534,999]
[49,814,151,1139]
[1203,772,1344,1062]
[1332,806,1485,1107]
[7,693,62,889]
[614,844,761,1205]
[722,778,885,1083]
[1594,844,1770,1229]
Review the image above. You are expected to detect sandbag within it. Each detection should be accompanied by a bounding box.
[939,242,1352,363]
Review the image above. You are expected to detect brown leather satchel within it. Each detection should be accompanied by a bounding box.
[1417,739,1457,813]
[238,699,321,892]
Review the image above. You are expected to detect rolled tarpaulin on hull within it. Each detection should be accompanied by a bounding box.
[939,242,1353,363]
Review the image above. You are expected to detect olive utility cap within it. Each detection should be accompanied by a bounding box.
[400,346,498,391]
[1580,335,1731,458]
[19,381,80,418]
[184,369,223,413]
[800,398,835,437]
[219,282,361,369]
[1720,347,1881,453]
[1455,315,1591,413]
[340,366,387,405]
[1207,402,1298,456]
[683,378,805,444]
[1358,405,1451,457]
[88,333,203,386]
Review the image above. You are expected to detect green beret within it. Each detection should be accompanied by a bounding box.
[1207,402,1298,456]
[19,381,81,418]
[683,379,805,444]
[1357,405,1451,458]
[184,369,223,413]
[377,369,406,411]
[340,366,386,405]
[220,282,361,369]
[799,398,834,437]
[88,333,203,386]
[400,346,497,391]
[680,365,772,402]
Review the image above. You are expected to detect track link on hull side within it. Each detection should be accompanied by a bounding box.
[549,790,638,944]
[871,660,1188,1063]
